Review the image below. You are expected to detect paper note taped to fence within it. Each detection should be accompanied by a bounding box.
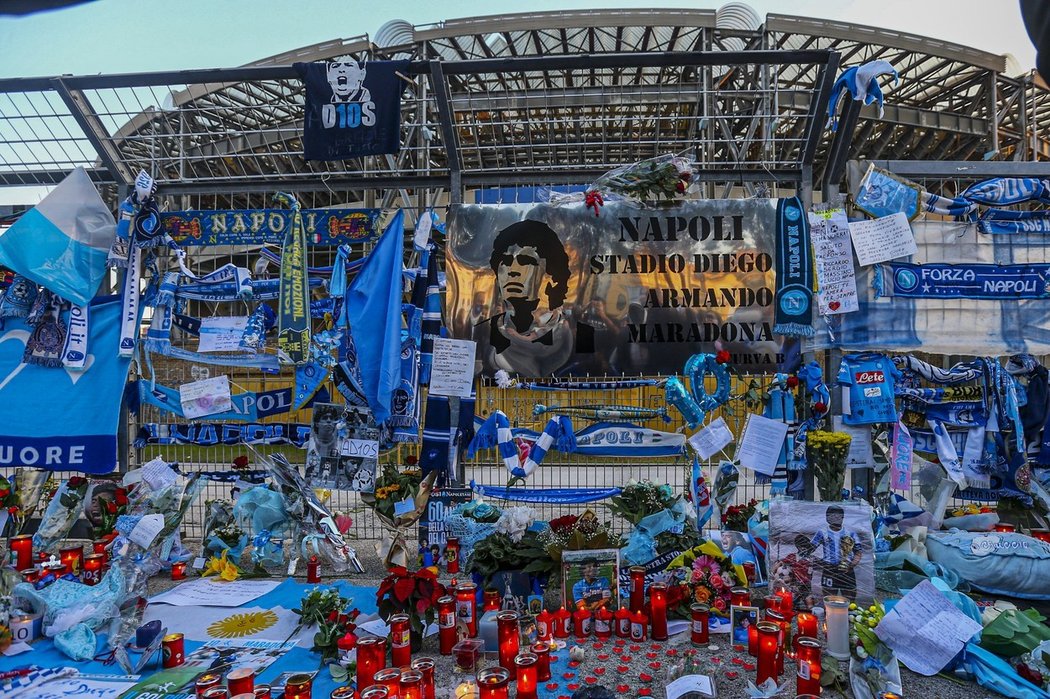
[848,212,918,266]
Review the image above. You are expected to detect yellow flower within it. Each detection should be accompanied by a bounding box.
[220,561,240,581]
[314,488,332,504]
[202,550,241,581]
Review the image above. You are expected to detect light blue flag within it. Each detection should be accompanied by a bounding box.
[0,295,131,473]
[345,210,405,424]
[0,168,115,305]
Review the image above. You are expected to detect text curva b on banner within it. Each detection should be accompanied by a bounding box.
[445,200,786,376]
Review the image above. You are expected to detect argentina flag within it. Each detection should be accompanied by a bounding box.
[0,295,132,473]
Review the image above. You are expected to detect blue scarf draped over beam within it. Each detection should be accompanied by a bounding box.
[773,196,814,337]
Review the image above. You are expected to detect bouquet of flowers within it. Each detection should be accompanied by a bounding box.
[540,511,621,566]
[293,587,361,668]
[664,541,747,618]
[206,523,247,561]
[376,566,447,638]
[89,481,128,540]
[808,431,852,501]
[608,479,679,526]
[848,601,903,697]
[33,476,89,552]
[361,463,437,569]
[0,475,22,537]
[494,506,535,543]
[468,528,551,584]
[587,154,695,210]
[11,468,49,533]
[722,498,758,532]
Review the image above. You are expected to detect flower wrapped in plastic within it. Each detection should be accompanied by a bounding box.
[201,499,234,547]
[550,154,696,216]
[494,506,535,544]
[33,476,89,552]
[807,430,853,501]
[849,601,903,698]
[205,524,248,562]
[663,540,747,618]
[362,465,439,569]
[119,471,205,567]
[11,468,48,534]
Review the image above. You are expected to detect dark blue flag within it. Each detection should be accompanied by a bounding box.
[296,59,407,160]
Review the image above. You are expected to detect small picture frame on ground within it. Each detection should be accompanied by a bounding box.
[730,604,759,647]
[561,548,620,612]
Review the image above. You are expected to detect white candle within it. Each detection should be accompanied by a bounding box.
[453,680,479,698]
[9,614,37,643]
[824,595,850,660]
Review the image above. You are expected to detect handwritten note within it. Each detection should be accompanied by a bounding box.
[848,212,918,266]
[150,578,279,607]
[810,212,859,314]
[30,673,140,699]
[413,210,433,250]
[180,375,233,419]
[874,579,982,675]
[688,417,734,460]
[666,674,716,698]
[129,513,165,549]
[736,414,789,476]
[197,316,249,353]
[833,417,874,469]
[430,338,477,398]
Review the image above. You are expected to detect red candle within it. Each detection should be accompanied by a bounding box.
[227,668,254,695]
[742,561,756,584]
[730,587,751,608]
[748,622,759,657]
[483,589,501,612]
[411,657,435,699]
[629,566,645,613]
[690,603,709,645]
[630,610,648,641]
[82,553,104,586]
[59,544,84,576]
[306,555,320,583]
[359,688,390,699]
[356,636,387,691]
[649,582,668,641]
[536,608,553,642]
[756,622,780,685]
[171,561,187,581]
[614,606,631,638]
[477,666,510,699]
[456,582,479,637]
[594,606,614,639]
[437,595,457,654]
[773,588,794,616]
[796,612,818,641]
[530,642,551,681]
[9,535,32,570]
[92,539,108,567]
[572,603,592,640]
[390,613,412,667]
[445,537,460,573]
[399,669,423,699]
[496,611,519,679]
[767,608,790,671]
[994,523,1016,533]
[552,606,571,639]
[19,568,37,584]
[1031,529,1050,543]
[796,636,822,695]
[515,652,539,699]
[372,668,401,696]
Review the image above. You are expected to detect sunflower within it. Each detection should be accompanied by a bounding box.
[207,610,279,639]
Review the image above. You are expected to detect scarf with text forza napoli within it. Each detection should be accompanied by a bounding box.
[773,196,814,337]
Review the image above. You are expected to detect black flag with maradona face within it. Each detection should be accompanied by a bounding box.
[296,59,408,160]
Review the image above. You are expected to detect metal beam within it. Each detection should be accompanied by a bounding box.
[800,51,839,166]
[0,168,114,186]
[822,95,861,194]
[429,61,462,204]
[51,78,135,185]
[858,159,1050,179]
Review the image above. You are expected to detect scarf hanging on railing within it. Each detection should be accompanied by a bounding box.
[689,456,714,530]
[144,301,280,371]
[258,244,366,277]
[61,302,89,370]
[900,400,986,428]
[893,355,985,385]
[791,361,830,472]
[466,410,575,479]
[21,289,65,368]
[573,422,685,457]
[134,378,329,421]
[134,422,310,448]
[274,192,310,364]
[896,385,984,403]
[513,378,664,391]
[534,403,669,422]
[469,481,622,504]
[874,262,1050,300]
[757,373,795,494]
[773,196,814,336]
[171,276,323,302]
[978,209,1050,235]
[174,250,253,299]
[419,251,441,386]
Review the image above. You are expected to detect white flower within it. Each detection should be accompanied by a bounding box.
[495,506,535,543]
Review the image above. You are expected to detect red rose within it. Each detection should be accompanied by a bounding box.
[1018,663,1044,687]
[813,402,827,413]
[7,506,18,515]
[115,488,128,506]
[786,376,799,389]
[405,455,418,466]
[336,631,358,651]
[675,180,686,193]
[67,476,86,488]
[0,488,9,499]
[105,501,118,515]
[233,456,250,469]
[715,350,731,364]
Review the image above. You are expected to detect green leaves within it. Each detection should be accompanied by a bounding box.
[980,609,1050,658]
[328,662,351,683]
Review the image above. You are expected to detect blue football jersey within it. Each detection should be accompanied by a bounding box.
[837,353,901,425]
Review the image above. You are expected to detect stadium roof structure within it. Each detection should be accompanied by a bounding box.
[0,7,1045,208]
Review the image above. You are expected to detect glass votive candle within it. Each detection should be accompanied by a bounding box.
[730,587,750,608]
[649,582,668,641]
[411,657,436,699]
[390,613,412,667]
[9,534,32,570]
[357,636,387,691]
[796,636,823,696]
[253,685,272,699]
[438,595,457,654]
[171,561,188,581]
[496,611,519,679]
[629,566,645,612]
[755,621,781,685]
[226,667,254,695]
[59,544,84,576]
[690,603,709,645]
[476,667,510,699]
[372,668,401,696]
[328,688,355,699]
[993,523,1016,533]
[824,595,851,660]
[530,642,551,681]
[283,674,313,699]
[796,612,819,641]
[81,553,104,585]
[399,669,423,699]
[359,688,390,699]
[456,582,479,637]
[452,638,484,674]
[1030,529,1050,543]
[515,653,539,699]
[202,687,230,699]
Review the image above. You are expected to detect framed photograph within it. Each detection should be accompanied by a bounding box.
[767,500,875,607]
[305,403,342,487]
[717,530,763,583]
[730,604,759,646]
[561,548,619,612]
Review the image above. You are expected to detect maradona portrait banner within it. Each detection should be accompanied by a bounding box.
[445,200,786,377]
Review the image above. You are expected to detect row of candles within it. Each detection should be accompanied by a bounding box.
[8,535,192,585]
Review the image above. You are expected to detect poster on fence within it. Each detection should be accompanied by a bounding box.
[445,200,787,377]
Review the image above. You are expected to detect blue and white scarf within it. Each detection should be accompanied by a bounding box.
[875,262,1050,300]
[135,379,328,421]
[467,410,575,479]
[172,277,323,302]
[978,209,1050,235]
[134,422,310,448]
[469,481,621,504]
[573,422,685,457]
[515,378,663,391]
[419,251,441,386]
[61,302,89,370]
[534,403,669,422]
[773,196,814,336]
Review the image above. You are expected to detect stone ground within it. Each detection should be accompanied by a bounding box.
[134,543,1010,699]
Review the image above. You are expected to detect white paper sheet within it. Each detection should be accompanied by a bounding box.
[736,414,789,476]
[129,513,165,549]
[666,674,716,698]
[179,375,234,419]
[874,580,982,675]
[197,316,249,353]
[429,337,477,397]
[149,578,279,607]
[31,673,140,699]
[811,212,860,315]
[413,211,433,249]
[141,604,309,645]
[138,456,178,490]
[833,416,874,469]
[688,417,734,460]
[2,641,31,656]
[848,212,918,266]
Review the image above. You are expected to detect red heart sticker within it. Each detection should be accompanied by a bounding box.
[597,653,610,660]
[645,652,658,659]
[725,671,739,679]
[649,661,662,669]
[743,662,756,671]
[733,644,745,652]
[731,657,744,665]
[617,665,629,673]
[620,655,632,663]
[569,661,580,668]
[666,649,678,656]
[563,672,575,680]
[651,643,662,650]
[629,644,641,652]
[614,638,626,646]
[639,672,653,682]
[567,683,580,691]
[829,300,841,311]
[711,657,722,664]
[593,642,604,649]
[639,689,652,697]
[546,683,560,691]
[617,685,630,693]
[586,677,598,684]
[595,668,606,675]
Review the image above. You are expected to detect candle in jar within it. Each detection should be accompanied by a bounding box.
[360,688,391,699]
[530,642,551,681]
[796,636,822,695]
[766,608,788,675]
[496,611,520,679]
[284,673,313,699]
[82,553,104,585]
[614,605,631,638]
[774,587,794,616]
[372,668,401,696]
[690,603,709,645]
[730,587,750,608]
[59,544,83,576]
[445,537,460,573]
[630,609,648,641]
[535,608,553,642]
[452,681,478,699]
[824,595,850,660]
[476,667,510,699]
[201,687,230,699]
[171,561,187,581]
[1030,529,1050,544]
[748,622,758,657]
[515,652,539,699]
[649,582,668,640]
[629,566,645,612]
[9,535,32,570]
[226,668,254,695]
[742,561,756,584]
[993,523,1016,533]
[91,539,108,564]
[437,595,457,654]
[390,613,412,667]
[755,621,781,685]
[306,555,320,583]
[328,688,355,699]
[572,603,591,640]
[253,686,272,699]
[356,637,386,691]
[455,582,479,637]
[483,588,501,611]
[594,606,614,639]
[9,614,38,643]
[399,669,423,699]
[552,606,571,639]
[796,612,818,641]
[411,657,436,699]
